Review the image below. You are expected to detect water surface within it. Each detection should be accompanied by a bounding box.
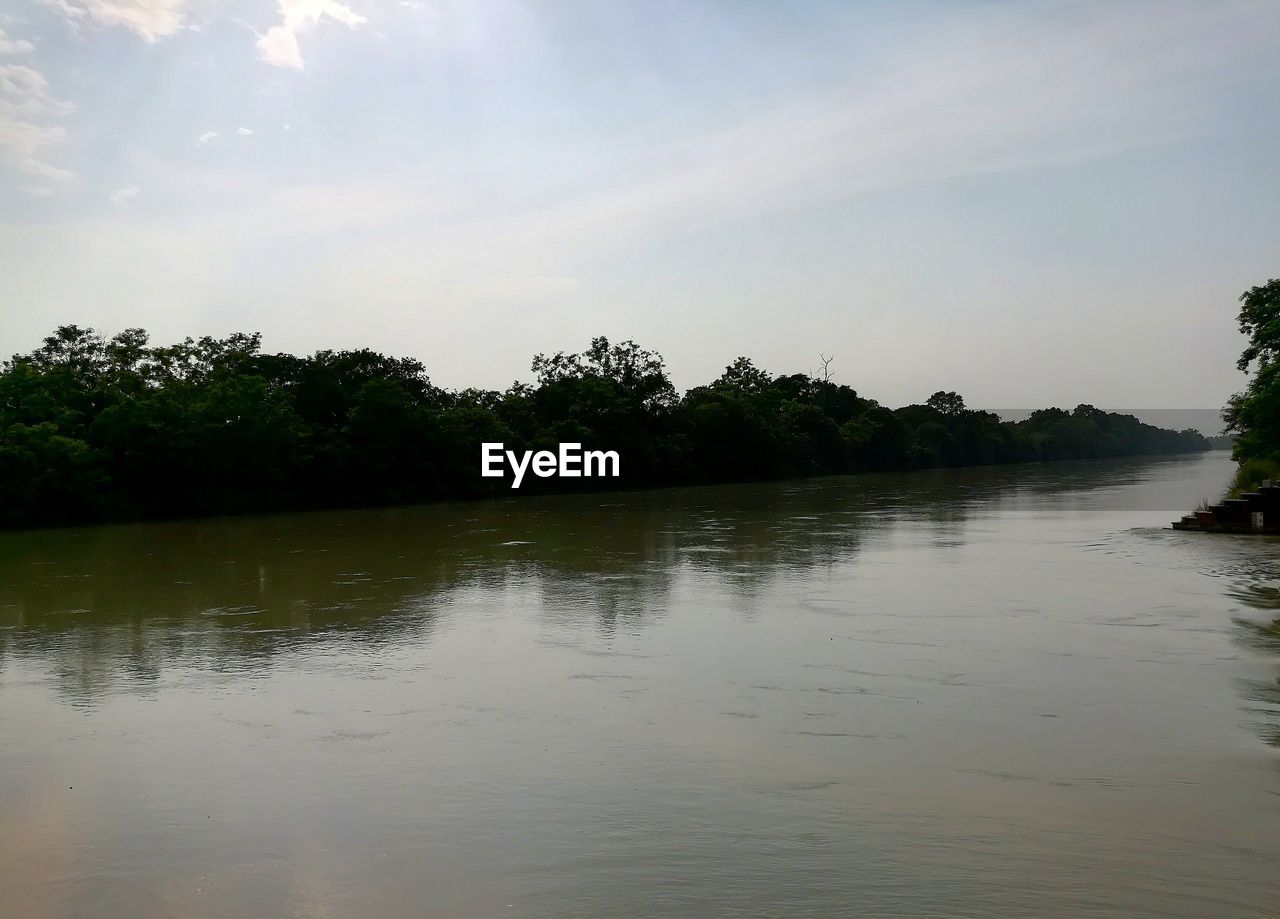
[2,452,1278,917]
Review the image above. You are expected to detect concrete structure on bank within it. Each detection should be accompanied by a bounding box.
[1172,483,1280,534]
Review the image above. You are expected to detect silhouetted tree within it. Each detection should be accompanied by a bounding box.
[926,391,966,416]
[1226,279,1280,464]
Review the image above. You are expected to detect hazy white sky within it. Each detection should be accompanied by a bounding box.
[1,0,1277,408]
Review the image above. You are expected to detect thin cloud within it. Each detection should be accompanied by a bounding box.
[17,154,72,181]
[236,126,253,136]
[109,185,140,204]
[257,0,367,70]
[195,130,217,145]
[0,63,73,181]
[204,0,1274,321]
[42,0,189,42]
[92,1,1279,265]
[0,26,35,55]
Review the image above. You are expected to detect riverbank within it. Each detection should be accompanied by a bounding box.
[0,447,1229,535]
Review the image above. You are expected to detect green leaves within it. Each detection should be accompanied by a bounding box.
[1226,279,1280,464]
[1236,279,1280,372]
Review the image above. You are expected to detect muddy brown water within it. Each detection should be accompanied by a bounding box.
[2,452,1277,917]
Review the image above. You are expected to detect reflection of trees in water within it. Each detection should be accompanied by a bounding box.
[0,513,456,703]
[0,457,1196,703]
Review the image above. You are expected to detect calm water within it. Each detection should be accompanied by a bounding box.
[2,452,1278,918]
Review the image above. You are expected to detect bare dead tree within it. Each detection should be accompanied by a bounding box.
[818,353,834,383]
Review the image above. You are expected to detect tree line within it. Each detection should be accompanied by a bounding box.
[1225,277,1280,489]
[0,325,1209,528]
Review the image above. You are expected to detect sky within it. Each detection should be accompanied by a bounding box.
[1,0,1277,410]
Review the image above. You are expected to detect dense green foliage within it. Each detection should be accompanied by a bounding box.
[0,326,1208,528]
[1226,278,1280,476]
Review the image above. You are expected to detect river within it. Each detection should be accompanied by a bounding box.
[1,451,1277,917]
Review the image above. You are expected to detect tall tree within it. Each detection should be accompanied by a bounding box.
[1225,279,1280,462]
